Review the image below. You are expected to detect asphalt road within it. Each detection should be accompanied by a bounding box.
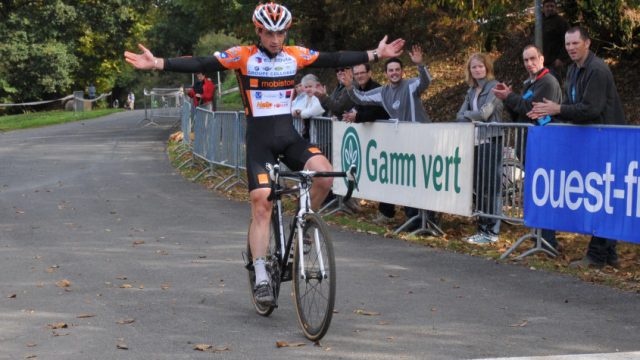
[1,111,639,360]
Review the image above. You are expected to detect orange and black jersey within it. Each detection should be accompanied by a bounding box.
[164,45,368,120]
[164,45,368,190]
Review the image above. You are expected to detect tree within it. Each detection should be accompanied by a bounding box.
[0,0,153,106]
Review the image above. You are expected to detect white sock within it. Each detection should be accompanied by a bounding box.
[254,258,269,285]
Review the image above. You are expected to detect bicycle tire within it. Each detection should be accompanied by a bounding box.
[292,213,336,341]
[246,220,278,317]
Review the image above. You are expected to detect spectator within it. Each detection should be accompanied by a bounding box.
[127,92,135,110]
[343,45,436,231]
[292,74,325,141]
[88,84,96,100]
[542,0,570,83]
[342,63,389,124]
[314,67,358,211]
[342,63,395,224]
[456,53,504,244]
[528,26,627,268]
[315,66,355,119]
[188,72,215,111]
[493,44,562,251]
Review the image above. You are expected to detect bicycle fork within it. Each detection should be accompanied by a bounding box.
[295,191,327,282]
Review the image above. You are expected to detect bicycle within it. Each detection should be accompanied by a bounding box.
[243,161,357,341]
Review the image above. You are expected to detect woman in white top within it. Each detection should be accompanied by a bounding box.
[292,74,325,141]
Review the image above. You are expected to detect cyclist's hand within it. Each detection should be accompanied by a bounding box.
[124,44,160,70]
[376,35,405,59]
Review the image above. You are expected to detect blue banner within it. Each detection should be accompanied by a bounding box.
[524,126,640,243]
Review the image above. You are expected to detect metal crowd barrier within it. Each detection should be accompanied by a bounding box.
[472,123,557,259]
[188,108,246,190]
[143,88,183,126]
[177,100,554,259]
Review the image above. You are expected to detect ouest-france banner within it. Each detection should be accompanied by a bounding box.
[332,122,475,217]
[524,126,640,243]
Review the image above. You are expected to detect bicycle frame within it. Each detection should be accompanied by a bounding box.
[271,169,322,283]
[268,164,356,284]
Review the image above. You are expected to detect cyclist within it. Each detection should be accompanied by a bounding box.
[125,2,405,306]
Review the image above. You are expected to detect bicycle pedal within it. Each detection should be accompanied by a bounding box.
[281,263,293,282]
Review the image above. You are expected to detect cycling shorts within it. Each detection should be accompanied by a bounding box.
[245,118,324,191]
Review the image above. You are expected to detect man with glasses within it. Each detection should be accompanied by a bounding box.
[125,2,405,306]
[342,63,389,124]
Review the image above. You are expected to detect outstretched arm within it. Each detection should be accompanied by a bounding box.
[124,43,225,73]
[124,44,164,70]
[310,36,405,68]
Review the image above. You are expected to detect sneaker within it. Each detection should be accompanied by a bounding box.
[569,256,604,270]
[254,281,274,306]
[373,212,394,225]
[465,232,497,244]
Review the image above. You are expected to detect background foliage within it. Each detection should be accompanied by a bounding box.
[1,0,638,116]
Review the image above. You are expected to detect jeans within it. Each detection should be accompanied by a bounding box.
[474,138,502,235]
[587,236,618,264]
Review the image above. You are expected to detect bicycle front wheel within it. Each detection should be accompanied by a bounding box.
[292,213,336,341]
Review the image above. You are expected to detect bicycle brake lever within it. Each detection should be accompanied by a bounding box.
[347,165,359,191]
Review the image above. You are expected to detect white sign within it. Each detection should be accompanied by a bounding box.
[332,122,475,216]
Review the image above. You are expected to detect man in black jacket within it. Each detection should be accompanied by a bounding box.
[529,26,627,268]
[342,63,397,224]
[315,67,356,119]
[342,63,389,123]
[494,44,562,251]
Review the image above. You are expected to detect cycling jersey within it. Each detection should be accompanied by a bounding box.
[164,45,368,190]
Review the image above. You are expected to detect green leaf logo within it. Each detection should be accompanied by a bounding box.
[340,127,361,186]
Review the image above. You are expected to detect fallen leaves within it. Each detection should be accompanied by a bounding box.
[132,240,145,246]
[76,314,96,319]
[7,293,16,299]
[193,344,231,352]
[47,322,68,329]
[510,319,529,327]
[354,309,380,316]
[275,341,306,348]
[55,279,71,288]
[116,318,135,325]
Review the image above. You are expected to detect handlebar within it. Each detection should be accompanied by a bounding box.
[266,163,358,202]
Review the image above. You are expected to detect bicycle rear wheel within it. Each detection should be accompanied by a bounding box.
[292,213,336,341]
[246,220,279,316]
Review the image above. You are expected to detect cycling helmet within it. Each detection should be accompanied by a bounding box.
[252,2,292,32]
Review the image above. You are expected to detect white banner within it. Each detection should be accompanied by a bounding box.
[332,121,475,216]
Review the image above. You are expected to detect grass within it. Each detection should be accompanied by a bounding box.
[166,137,640,293]
[217,73,243,110]
[0,108,123,132]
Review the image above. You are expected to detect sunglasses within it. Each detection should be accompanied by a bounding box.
[335,67,351,73]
